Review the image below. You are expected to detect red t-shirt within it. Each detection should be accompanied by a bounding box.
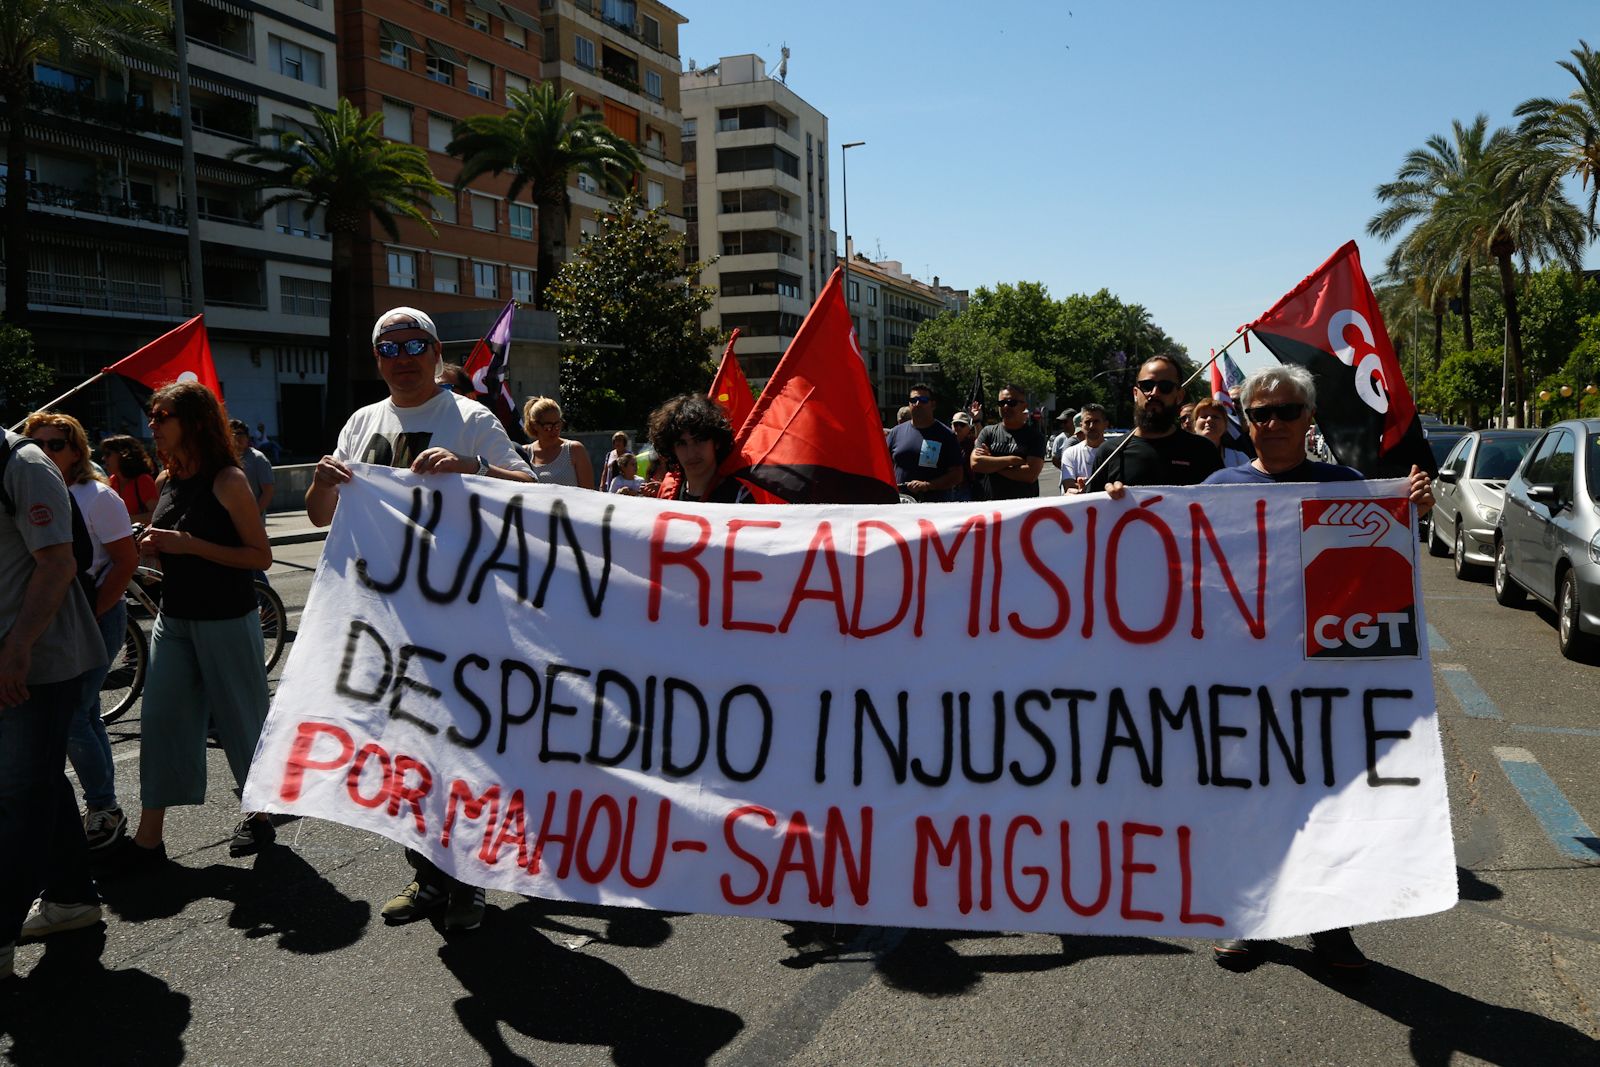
[111,472,158,517]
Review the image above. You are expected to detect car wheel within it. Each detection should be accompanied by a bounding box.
[1493,539,1525,607]
[1557,569,1596,660]
[1453,525,1484,580]
[1427,513,1449,557]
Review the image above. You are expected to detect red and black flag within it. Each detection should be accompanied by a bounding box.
[709,329,754,432]
[463,300,524,442]
[1245,241,1432,477]
[719,267,898,504]
[104,315,221,398]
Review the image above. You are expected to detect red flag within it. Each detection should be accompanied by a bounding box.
[1208,350,1229,408]
[709,329,754,432]
[1245,242,1431,477]
[103,315,221,397]
[463,300,523,440]
[719,268,897,504]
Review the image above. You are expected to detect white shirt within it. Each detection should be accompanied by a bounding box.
[69,480,134,585]
[1060,440,1102,486]
[335,389,530,475]
[608,475,642,494]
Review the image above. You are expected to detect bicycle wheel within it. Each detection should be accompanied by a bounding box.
[100,617,149,724]
[256,580,287,672]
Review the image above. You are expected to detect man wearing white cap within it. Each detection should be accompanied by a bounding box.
[305,307,532,933]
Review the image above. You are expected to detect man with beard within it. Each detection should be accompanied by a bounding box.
[1073,355,1221,494]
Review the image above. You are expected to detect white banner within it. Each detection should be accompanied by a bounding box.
[244,467,1457,938]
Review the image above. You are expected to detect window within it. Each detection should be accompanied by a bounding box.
[280,276,331,317]
[428,0,449,12]
[683,117,697,138]
[504,70,527,102]
[382,100,413,142]
[716,145,800,178]
[428,113,454,152]
[269,36,324,85]
[574,35,595,70]
[509,203,533,239]
[433,255,461,294]
[848,280,859,301]
[387,249,417,288]
[470,194,496,231]
[646,180,664,209]
[644,70,662,100]
[601,0,635,28]
[867,287,877,306]
[381,36,408,67]
[580,216,599,238]
[426,53,456,85]
[641,14,659,47]
[467,58,492,99]
[465,5,489,31]
[1587,432,1600,506]
[474,261,498,298]
[430,192,457,224]
[276,202,327,239]
[503,22,525,48]
[511,267,533,303]
[645,126,664,155]
[576,172,596,194]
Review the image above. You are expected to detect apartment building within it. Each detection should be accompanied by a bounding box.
[680,53,832,383]
[338,0,563,409]
[538,0,686,251]
[844,252,952,422]
[1,0,338,452]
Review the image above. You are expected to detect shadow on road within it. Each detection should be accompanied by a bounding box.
[1,927,191,1065]
[438,900,743,1067]
[519,897,678,949]
[1457,866,1505,902]
[97,840,371,955]
[879,930,1190,997]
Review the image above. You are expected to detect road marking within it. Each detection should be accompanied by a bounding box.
[1512,724,1600,738]
[1437,664,1502,720]
[1493,746,1600,862]
[1426,623,1451,652]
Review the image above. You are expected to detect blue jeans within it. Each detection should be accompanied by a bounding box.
[66,600,126,810]
[1,673,99,945]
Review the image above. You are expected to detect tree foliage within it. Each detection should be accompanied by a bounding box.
[0,322,53,426]
[1430,347,1505,424]
[547,194,719,431]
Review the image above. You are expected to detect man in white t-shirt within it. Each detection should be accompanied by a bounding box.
[1059,403,1108,491]
[305,307,533,934]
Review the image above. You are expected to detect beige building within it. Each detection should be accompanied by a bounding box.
[680,53,833,383]
[844,252,955,422]
[538,0,687,250]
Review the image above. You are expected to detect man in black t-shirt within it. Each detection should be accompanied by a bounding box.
[971,383,1047,499]
[1072,355,1221,494]
[885,383,964,502]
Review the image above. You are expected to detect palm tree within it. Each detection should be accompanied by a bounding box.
[0,0,172,323]
[1516,39,1600,230]
[447,84,642,309]
[233,98,445,429]
[1382,235,1456,371]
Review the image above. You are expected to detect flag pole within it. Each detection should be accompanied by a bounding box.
[1082,329,1248,489]
[7,372,108,432]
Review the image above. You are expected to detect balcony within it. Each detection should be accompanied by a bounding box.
[0,267,188,319]
[600,64,641,96]
[6,183,185,229]
[30,84,181,139]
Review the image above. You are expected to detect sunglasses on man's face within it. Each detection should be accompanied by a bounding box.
[1135,379,1179,396]
[997,398,1022,408]
[30,437,69,453]
[375,337,434,359]
[1244,402,1308,425]
[907,395,932,405]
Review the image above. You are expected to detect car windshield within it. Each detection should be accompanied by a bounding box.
[1589,433,1600,506]
[1472,437,1536,480]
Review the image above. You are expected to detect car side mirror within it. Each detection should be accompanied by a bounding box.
[1527,483,1565,510]
[1438,469,1459,485]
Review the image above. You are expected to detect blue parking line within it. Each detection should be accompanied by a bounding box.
[1494,747,1600,862]
[1512,724,1600,738]
[1426,623,1451,652]
[1437,664,1502,720]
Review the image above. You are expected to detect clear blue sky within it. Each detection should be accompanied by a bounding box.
[679,0,1598,372]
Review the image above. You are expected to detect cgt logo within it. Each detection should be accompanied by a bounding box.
[1300,498,1418,658]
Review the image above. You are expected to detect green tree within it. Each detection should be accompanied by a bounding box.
[234,99,445,432]
[547,194,719,430]
[449,84,643,310]
[1515,265,1600,382]
[0,0,172,323]
[1431,346,1504,426]
[907,311,1052,417]
[1516,39,1600,229]
[0,321,52,425]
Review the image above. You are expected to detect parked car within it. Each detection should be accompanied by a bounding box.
[1429,430,1541,579]
[1493,418,1600,660]
[1419,430,1469,542]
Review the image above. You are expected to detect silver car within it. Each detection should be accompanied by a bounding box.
[1493,418,1600,660]
[1429,430,1540,580]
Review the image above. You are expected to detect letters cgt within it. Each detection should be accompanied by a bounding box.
[242,467,1459,940]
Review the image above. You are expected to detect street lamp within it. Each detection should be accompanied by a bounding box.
[840,141,865,309]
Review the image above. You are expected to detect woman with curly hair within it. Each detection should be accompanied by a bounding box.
[99,435,159,524]
[121,382,274,869]
[647,393,746,503]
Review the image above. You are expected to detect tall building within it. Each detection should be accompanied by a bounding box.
[1,0,339,452]
[537,0,687,250]
[843,251,953,422]
[338,0,561,413]
[680,53,832,384]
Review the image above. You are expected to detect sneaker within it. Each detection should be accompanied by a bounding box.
[444,885,486,931]
[1211,938,1258,969]
[381,880,447,924]
[1310,927,1369,973]
[228,816,275,858]
[19,900,103,941]
[83,807,127,851]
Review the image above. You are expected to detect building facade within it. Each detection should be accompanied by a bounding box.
[844,253,955,422]
[680,53,832,384]
[1,0,339,452]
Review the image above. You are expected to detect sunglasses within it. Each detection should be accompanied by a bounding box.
[31,437,70,453]
[907,395,932,405]
[536,419,562,429]
[375,337,434,359]
[148,410,176,425]
[1244,402,1308,425]
[1135,379,1179,396]
[997,398,1022,407]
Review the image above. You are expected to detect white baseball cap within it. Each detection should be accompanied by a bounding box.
[371,306,439,345]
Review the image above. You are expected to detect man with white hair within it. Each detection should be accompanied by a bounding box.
[1204,362,1432,976]
[306,306,533,932]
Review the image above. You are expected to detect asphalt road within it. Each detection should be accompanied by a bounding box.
[5,500,1600,1066]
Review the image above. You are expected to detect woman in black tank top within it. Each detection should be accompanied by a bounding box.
[118,382,277,870]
